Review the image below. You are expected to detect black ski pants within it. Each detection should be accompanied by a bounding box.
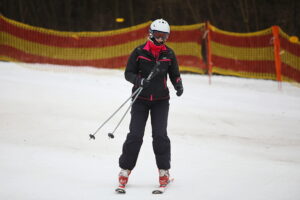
[119,99,171,170]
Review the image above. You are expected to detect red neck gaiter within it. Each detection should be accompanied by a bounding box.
[147,40,165,60]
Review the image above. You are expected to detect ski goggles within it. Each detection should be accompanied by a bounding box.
[152,31,169,41]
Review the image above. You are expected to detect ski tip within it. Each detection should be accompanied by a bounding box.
[152,189,164,194]
[115,188,126,194]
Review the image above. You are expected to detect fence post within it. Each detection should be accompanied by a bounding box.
[206,21,213,84]
[271,26,282,89]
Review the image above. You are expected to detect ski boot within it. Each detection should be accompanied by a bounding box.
[159,169,170,186]
[115,169,131,194]
[153,169,172,194]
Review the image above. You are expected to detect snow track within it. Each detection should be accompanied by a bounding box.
[1,62,300,200]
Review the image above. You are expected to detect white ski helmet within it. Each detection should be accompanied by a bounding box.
[150,19,170,34]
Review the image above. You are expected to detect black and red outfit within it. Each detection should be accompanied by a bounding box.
[119,40,183,171]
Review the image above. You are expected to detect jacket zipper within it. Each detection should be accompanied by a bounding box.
[150,94,153,101]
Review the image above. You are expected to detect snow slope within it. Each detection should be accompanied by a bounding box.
[0,62,300,200]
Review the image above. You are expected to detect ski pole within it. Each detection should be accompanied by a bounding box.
[107,86,143,139]
[89,87,142,140]
[107,61,160,139]
[89,61,160,140]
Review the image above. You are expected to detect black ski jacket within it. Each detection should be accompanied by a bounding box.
[125,41,182,101]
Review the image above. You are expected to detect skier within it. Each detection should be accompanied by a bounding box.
[116,19,183,193]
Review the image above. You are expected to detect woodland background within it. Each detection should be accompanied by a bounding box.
[0,0,299,36]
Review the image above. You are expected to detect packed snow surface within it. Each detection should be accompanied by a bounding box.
[0,62,300,200]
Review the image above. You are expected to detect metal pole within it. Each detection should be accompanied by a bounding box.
[89,61,160,140]
[89,87,142,140]
[107,86,143,138]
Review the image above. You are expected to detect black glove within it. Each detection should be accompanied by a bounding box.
[137,78,151,89]
[175,79,183,97]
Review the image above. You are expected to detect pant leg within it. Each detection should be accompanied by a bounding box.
[119,100,149,170]
[150,100,171,170]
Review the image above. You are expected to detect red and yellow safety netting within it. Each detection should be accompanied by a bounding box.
[208,25,275,80]
[278,29,300,83]
[207,23,300,83]
[1,15,300,83]
[0,15,206,74]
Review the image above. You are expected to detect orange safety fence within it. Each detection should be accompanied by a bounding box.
[0,15,206,74]
[208,23,276,80]
[206,22,300,83]
[1,15,300,83]
[278,29,300,83]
